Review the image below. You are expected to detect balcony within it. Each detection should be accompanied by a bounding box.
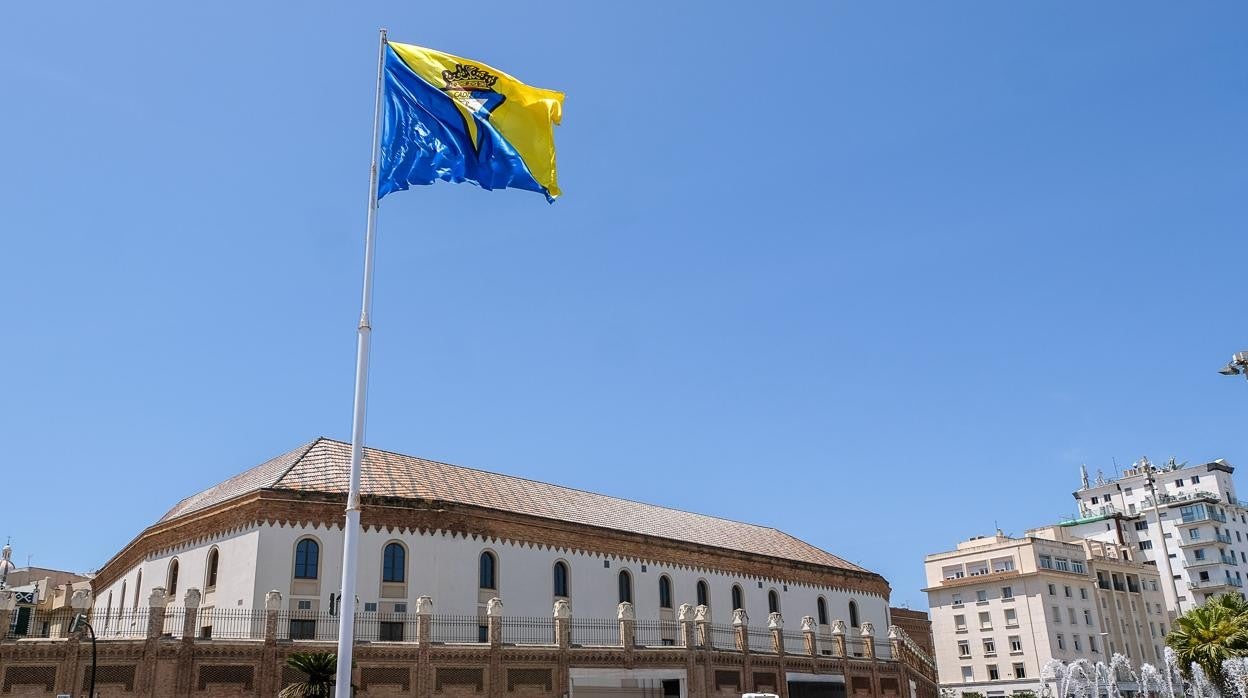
[1178,537,1215,548]
[1217,533,1234,544]
[1190,577,1244,591]
[1223,555,1239,566]
[1187,557,1224,569]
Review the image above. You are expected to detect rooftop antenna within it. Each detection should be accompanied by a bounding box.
[1112,457,1120,478]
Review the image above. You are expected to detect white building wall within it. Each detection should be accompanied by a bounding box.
[250,522,888,643]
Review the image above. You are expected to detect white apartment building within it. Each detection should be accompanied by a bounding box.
[924,531,1167,697]
[1068,457,1246,614]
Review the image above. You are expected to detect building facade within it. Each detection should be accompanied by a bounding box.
[1069,457,1246,613]
[56,437,935,698]
[924,530,1166,698]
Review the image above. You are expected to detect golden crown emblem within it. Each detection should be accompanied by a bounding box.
[442,64,498,91]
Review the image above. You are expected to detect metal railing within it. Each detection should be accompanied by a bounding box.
[195,608,267,640]
[709,623,736,650]
[500,616,554,645]
[569,618,616,647]
[633,620,678,647]
[429,614,482,643]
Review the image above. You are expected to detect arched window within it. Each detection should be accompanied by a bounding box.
[479,551,497,590]
[553,561,569,598]
[167,558,179,597]
[205,548,219,589]
[817,597,828,625]
[383,543,405,583]
[618,570,633,604]
[732,585,744,611]
[696,580,709,607]
[659,576,673,609]
[120,581,127,612]
[294,539,319,579]
[134,570,142,609]
[849,600,860,628]
[768,589,780,613]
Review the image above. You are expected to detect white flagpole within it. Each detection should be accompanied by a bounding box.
[335,26,388,697]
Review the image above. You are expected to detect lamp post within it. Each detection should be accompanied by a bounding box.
[1217,352,1248,379]
[69,589,95,698]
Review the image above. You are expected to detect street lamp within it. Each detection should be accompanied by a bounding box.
[1217,352,1248,378]
[69,589,95,698]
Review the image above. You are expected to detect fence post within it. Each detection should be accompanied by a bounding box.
[147,588,168,640]
[888,626,912,698]
[732,608,749,653]
[416,596,433,698]
[264,590,282,642]
[888,624,903,660]
[678,603,695,648]
[260,591,282,696]
[694,604,711,648]
[769,612,785,656]
[801,615,818,657]
[618,602,636,668]
[0,590,14,642]
[416,595,433,647]
[831,619,846,658]
[487,598,504,698]
[861,622,876,660]
[553,599,571,649]
[175,588,201,696]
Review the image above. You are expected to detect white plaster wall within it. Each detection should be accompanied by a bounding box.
[91,527,261,615]
[251,522,888,642]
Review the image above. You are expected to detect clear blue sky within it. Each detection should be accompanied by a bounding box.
[2,2,1245,610]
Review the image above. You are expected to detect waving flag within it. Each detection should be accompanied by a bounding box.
[379,41,564,202]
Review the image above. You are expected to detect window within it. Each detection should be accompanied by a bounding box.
[1089,635,1099,653]
[768,589,780,613]
[167,558,180,596]
[1125,487,1133,496]
[977,589,988,602]
[205,548,219,589]
[988,665,1000,681]
[1072,560,1086,574]
[1193,475,1201,484]
[1009,636,1022,653]
[1140,540,1154,550]
[1001,586,1013,599]
[732,585,744,611]
[1014,663,1027,679]
[1195,549,1207,561]
[1073,635,1082,651]
[479,551,497,590]
[697,580,709,607]
[1039,555,1053,569]
[817,597,828,625]
[1135,520,1149,531]
[1004,608,1017,627]
[1057,634,1065,650]
[134,571,142,609]
[120,580,127,614]
[364,602,378,612]
[554,561,569,598]
[1055,558,1071,572]
[618,570,632,604]
[1064,585,1072,598]
[983,638,996,655]
[1047,584,1056,596]
[1052,605,1061,623]
[952,592,963,606]
[294,539,319,580]
[1068,608,1077,625]
[954,614,967,631]
[1176,478,1185,487]
[962,666,974,683]
[1084,609,1092,625]
[382,543,405,583]
[979,611,991,630]
[958,640,971,657]
[659,576,672,609]
[1079,587,1088,600]
[849,600,859,628]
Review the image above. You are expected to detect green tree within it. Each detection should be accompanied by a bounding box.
[279,652,339,698]
[1166,593,1248,690]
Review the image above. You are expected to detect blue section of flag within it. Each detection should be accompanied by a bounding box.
[378,46,550,201]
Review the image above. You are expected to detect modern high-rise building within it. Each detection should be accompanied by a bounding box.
[1066,457,1245,614]
[924,530,1167,697]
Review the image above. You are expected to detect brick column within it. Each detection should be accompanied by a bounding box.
[135,587,169,696]
[769,612,784,655]
[801,615,818,657]
[416,596,433,698]
[695,604,711,648]
[57,589,92,697]
[487,597,504,698]
[696,605,714,698]
[677,604,701,698]
[174,588,200,697]
[861,622,876,660]
[733,608,749,652]
[554,599,571,698]
[830,619,846,658]
[259,591,282,697]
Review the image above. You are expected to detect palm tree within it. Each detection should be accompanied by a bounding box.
[280,652,339,698]
[1167,593,1248,690]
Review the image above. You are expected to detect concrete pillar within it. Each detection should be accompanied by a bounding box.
[695,604,711,648]
[487,597,504,698]
[259,591,282,696]
[416,596,433,698]
[831,619,846,658]
[487,597,504,647]
[769,612,785,656]
[174,587,201,696]
[0,590,15,642]
[733,608,750,653]
[801,615,818,657]
[416,595,433,647]
[678,603,696,648]
[146,587,168,639]
[861,622,876,660]
[554,599,571,649]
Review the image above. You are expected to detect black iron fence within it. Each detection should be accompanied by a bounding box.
[569,618,617,646]
[708,623,736,650]
[429,614,483,643]
[499,616,554,645]
[633,620,679,647]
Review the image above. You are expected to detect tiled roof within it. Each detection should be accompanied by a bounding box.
[160,438,866,573]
